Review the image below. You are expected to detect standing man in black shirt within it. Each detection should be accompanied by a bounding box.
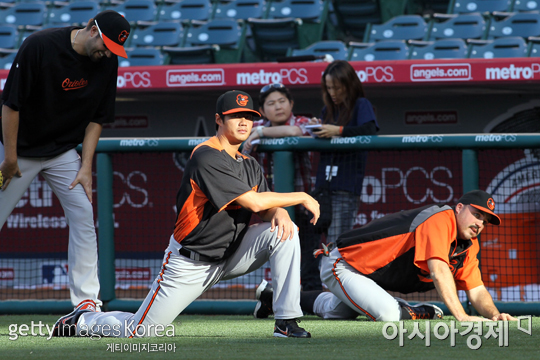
[0,10,130,310]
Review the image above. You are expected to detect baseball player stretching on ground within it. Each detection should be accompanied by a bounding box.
[255,190,518,322]
[53,90,320,338]
[0,11,130,309]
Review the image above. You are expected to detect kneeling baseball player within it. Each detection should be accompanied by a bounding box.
[53,90,320,338]
[254,190,518,322]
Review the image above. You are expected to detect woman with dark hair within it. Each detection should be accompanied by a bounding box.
[243,84,322,293]
[313,60,380,245]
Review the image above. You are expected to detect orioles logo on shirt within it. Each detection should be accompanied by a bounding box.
[487,198,495,211]
[118,30,129,44]
[62,78,88,91]
[236,94,249,107]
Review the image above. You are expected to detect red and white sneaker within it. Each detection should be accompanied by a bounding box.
[53,299,97,337]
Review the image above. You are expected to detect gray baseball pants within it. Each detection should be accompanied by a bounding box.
[0,145,101,308]
[77,222,303,337]
[313,248,401,321]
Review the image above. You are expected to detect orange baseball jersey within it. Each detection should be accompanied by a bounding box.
[174,136,269,260]
[336,204,483,294]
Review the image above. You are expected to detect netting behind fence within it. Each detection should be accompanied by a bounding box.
[1,147,538,304]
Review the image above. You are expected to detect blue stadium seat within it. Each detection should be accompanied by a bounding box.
[247,17,301,61]
[450,0,512,13]
[162,44,217,64]
[487,11,540,38]
[212,0,266,20]
[0,2,48,27]
[290,40,348,60]
[468,36,528,57]
[0,51,16,70]
[110,0,157,24]
[130,21,184,47]
[158,0,213,22]
[267,0,324,21]
[512,0,539,11]
[428,13,487,40]
[0,25,19,49]
[119,47,164,66]
[365,15,428,42]
[409,38,469,59]
[184,18,246,62]
[332,0,382,40]
[347,40,409,61]
[48,1,101,26]
[527,35,540,55]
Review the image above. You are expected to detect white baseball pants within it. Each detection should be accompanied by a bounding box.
[313,248,401,321]
[0,145,101,308]
[78,222,303,337]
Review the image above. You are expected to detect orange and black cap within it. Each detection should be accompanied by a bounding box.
[216,90,261,117]
[94,10,130,59]
[458,190,501,225]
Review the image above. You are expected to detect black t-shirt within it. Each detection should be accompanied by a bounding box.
[174,137,270,260]
[1,26,118,157]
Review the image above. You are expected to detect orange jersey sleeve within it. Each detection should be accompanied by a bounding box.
[413,210,457,273]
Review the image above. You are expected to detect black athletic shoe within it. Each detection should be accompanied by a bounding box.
[254,279,273,319]
[273,319,311,338]
[396,298,443,320]
[53,299,97,337]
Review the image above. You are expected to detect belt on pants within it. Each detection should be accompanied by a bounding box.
[178,247,217,262]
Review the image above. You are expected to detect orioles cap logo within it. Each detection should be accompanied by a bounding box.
[487,198,495,211]
[236,94,249,107]
[118,30,129,44]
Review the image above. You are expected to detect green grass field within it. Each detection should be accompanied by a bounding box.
[1,315,539,359]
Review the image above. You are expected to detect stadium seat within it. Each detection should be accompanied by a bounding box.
[110,0,158,24]
[212,0,266,20]
[347,40,409,61]
[158,0,213,23]
[526,35,540,55]
[487,11,540,38]
[290,40,348,60]
[0,2,48,27]
[247,17,301,61]
[119,47,164,66]
[468,36,528,57]
[0,51,16,70]
[428,13,488,40]
[268,0,330,48]
[129,21,184,47]
[332,0,382,41]
[267,0,324,21]
[365,15,428,42]
[512,0,539,11]
[48,1,101,26]
[409,38,468,59]
[449,0,512,14]
[184,18,246,62]
[162,44,217,64]
[0,25,19,49]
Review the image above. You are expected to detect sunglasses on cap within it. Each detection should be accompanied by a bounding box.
[260,83,286,93]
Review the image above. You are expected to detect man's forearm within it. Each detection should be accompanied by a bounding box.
[236,191,309,213]
[467,286,501,319]
[428,259,469,321]
[2,105,20,161]
[80,122,102,170]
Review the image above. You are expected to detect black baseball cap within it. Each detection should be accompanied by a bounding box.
[216,90,261,117]
[457,190,501,225]
[94,10,130,58]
